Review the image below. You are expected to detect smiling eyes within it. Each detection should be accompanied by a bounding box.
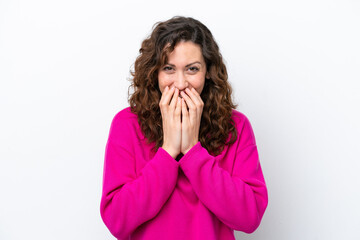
[162,66,199,73]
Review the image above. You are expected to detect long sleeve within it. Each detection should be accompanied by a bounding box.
[178,115,268,233]
[100,113,180,239]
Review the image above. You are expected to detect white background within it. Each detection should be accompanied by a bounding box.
[1,0,359,239]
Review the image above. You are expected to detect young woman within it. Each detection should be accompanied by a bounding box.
[100,16,268,240]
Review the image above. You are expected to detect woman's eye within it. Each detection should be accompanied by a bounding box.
[163,66,173,71]
[189,67,199,72]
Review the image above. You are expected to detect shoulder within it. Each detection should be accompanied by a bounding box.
[108,107,145,142]
[113,106,138,121]
[231,109,257,146]
[231,109,251,129]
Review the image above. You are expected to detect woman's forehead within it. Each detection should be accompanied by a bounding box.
[164,41,204,63]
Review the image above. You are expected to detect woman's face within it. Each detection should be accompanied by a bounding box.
[158,41,209,96]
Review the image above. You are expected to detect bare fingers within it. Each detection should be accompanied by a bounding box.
[159,86,175,111]
[170,88,180,109]
[180,88,204,112]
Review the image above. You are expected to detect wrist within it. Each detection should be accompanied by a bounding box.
[182,145,193,155]
[162,146,178,159]
[182,141,199,155]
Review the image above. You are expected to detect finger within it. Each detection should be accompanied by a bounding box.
[180,89,196,111]
[175,97,181,118]
[181,98,189,115]
[160,86,175,106]
[189,87,204,106]
[181,98,189,123]
[185,88,203,108]
[159,85,169,101]
[169,88,179,109]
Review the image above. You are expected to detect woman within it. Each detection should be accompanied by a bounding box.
[100,16,268,240]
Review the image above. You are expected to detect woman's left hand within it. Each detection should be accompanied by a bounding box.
[180,87,204,155]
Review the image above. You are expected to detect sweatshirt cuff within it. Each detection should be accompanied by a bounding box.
[158,147,180,167]
[178,141,204,167]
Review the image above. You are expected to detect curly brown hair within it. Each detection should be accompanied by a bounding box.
[127,16,238,156]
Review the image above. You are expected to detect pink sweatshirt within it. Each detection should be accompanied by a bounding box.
[100,107,268,240]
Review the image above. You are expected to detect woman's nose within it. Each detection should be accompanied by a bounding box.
[174,72,188,91]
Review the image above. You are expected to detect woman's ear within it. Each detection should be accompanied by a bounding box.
[206,72,210,79]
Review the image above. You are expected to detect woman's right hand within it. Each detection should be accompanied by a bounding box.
[159,86,182,159]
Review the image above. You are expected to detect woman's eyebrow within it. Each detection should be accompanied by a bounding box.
[166,61,202,67]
